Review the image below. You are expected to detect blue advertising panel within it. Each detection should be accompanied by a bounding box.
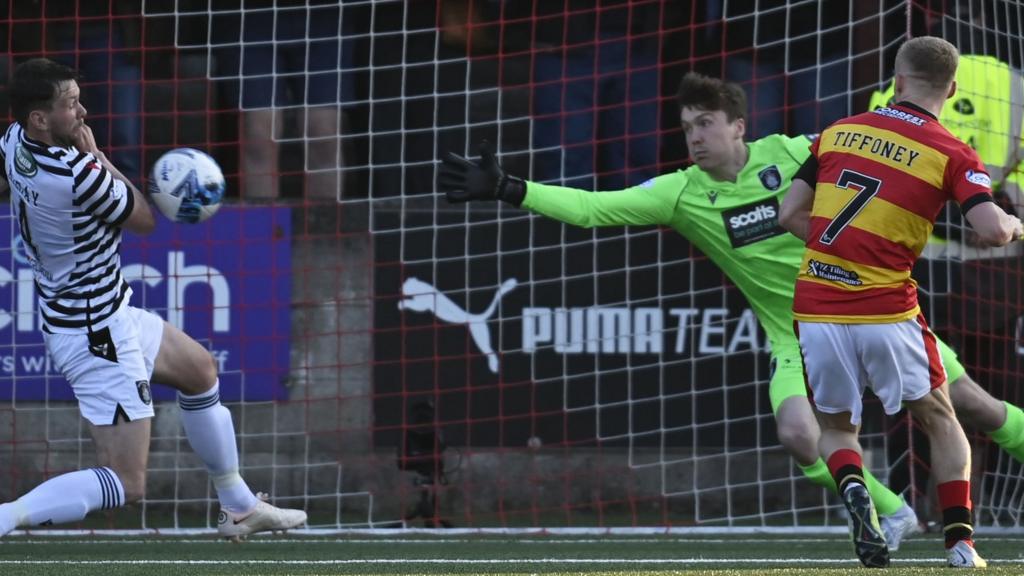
[0,205,291,402]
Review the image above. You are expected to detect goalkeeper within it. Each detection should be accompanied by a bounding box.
[438,72,1024,550]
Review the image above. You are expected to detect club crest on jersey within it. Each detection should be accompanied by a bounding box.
[758,165,782,190]
[14,143,37,177]
[954,98,975,115]
[706,190,719,205]
[966,169,991,188]
[136,381,152,405]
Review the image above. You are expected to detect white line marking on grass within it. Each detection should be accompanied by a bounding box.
[4,536,1024,546]
[7,526,1023,536]
[0,558,1021,565]
[6,527,856,537]
[0,559,864,565]
[0,537,843,545]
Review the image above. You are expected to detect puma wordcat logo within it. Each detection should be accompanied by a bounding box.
[398,277,518,373]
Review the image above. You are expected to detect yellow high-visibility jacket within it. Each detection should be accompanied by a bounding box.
[869,54,1024,258]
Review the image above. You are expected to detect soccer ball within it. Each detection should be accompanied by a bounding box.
[148,148,225,224]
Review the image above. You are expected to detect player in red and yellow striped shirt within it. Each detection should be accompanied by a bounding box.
[793,104,995,323]
[780,37,1022,569]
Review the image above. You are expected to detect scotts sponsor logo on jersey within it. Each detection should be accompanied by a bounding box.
[966,169,991,188]
[721,198,785,248]
[14,144,37,177]
[757,165,782,190]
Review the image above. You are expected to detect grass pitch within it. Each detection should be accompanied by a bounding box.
[0,532,1022,575]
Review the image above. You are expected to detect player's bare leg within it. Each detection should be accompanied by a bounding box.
[949,372,1024,464]
[776,394,917,549]
[304,104,342,201]
[241,108,281,201]
[0,419,149,536]
[949,373,1006,431]
[776,396,821,464]
[154,321,306,540]
[90,418,152,505]
[818,411,889,568]
[939,339,1024,461]
[905,384,986,568]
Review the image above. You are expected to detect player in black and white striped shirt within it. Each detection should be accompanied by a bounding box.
[4,115,136,331]
[0,58,305,539]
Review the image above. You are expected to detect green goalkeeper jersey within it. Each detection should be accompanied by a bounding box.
[521,134,813,352]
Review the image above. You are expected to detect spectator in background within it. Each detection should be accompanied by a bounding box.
[363,0,530,200]
[498,0,662,190]
[702,0,853,138]
[48,1,143,183]
[439,0,495,55]
[213,1,355,202]
[927,3,1024,396]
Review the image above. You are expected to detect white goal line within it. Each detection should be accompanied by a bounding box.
[6,526,850,537]
[7,526,1024,537]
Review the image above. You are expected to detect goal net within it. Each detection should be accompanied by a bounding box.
[0,0,1021,533]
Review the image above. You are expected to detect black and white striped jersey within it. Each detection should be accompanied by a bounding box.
[1,123,135,333]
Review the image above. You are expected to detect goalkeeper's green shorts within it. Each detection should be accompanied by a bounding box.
[768,335,967,415]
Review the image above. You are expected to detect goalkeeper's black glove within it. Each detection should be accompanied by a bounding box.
[438,141,526,206]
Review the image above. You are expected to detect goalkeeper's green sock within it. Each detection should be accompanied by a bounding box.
[863,468,903,516]
[799,458,902,516]
[989,402,1024,463]
[799,458,838,492]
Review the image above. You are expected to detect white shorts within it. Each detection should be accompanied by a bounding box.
[45,306,166,426]
[796,315,946,425]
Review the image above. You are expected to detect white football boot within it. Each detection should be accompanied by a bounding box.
[947,539,987,568]
[879,500,921,551]
[217,492,307,542]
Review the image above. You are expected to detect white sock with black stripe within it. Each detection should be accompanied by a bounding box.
[178,380,258,514]
[0,466,124,534]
